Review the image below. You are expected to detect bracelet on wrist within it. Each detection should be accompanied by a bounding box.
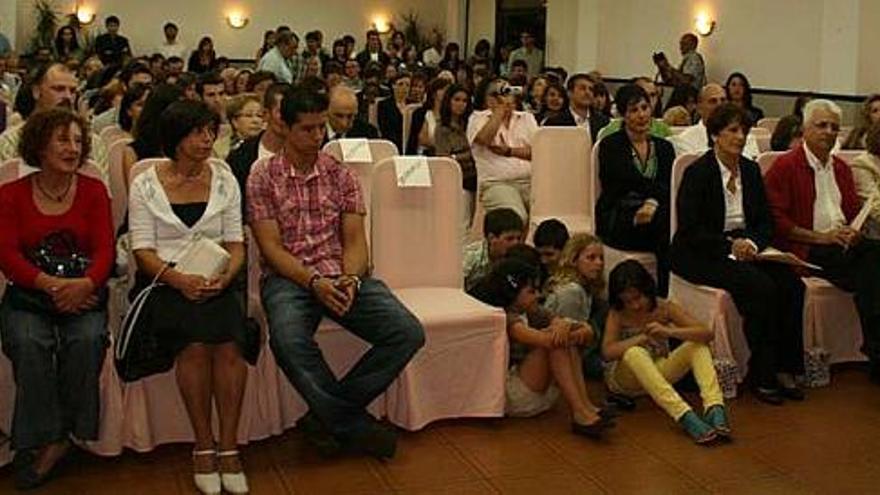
[308,273,322,292]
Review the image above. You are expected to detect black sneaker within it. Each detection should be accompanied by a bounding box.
[342,422,398,460]
[298,412,342,458]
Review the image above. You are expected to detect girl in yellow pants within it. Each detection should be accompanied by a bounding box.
[602,260,730,444]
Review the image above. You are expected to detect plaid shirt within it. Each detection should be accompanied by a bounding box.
[247,151,365,277]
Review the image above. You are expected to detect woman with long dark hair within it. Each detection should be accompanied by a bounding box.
[435,83,476,233]
[53,26,83,63]
[188,37,218,74]
[725,72,764,124]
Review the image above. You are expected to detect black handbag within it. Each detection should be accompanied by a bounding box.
[5,230,106,314]
[114,267,175,382]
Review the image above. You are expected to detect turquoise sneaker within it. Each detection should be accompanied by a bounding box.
[703,405,731,438]
[678,410,717,445]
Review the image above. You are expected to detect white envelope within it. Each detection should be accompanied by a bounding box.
[394,156,432,188]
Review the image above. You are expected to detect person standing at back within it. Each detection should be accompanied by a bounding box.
[94,16,132,66]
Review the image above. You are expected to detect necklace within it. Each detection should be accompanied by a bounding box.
[35,174,74,202]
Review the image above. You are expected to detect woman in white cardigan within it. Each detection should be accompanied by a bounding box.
[850,122,880,240]
[128,100,249,495]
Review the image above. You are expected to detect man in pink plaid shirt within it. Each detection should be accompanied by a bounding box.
[248,88,424,460]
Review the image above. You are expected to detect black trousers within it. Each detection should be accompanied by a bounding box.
[808,240,880,362]
[672,257,805,387]
[604,203,670,296]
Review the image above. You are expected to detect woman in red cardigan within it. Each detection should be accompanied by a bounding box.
[0,108,113,489]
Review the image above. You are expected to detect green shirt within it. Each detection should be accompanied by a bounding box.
[597,118,671,142]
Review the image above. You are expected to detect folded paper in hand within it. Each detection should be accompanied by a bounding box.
[394,156,432,187]
[754,247,821,270]
[175,238,231,279]
[850,193,877,231]
[340,138,373,163]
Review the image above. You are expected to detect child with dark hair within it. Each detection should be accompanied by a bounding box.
[533,219,569,276]
[463,208,525,292]
[470,257,613,437]
[602,260,729,444]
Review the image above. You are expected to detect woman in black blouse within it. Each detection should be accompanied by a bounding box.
[595,84,674,294]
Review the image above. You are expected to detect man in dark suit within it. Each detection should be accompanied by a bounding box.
[672,103,806,404]
[324,86,379,146]
[543,73,610,144]
[94,16,132,66]
[355,30,390,70]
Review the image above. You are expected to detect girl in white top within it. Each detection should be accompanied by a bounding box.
[128,100,249,495]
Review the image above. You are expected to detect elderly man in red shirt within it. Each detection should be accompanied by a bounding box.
[765,99,880,384]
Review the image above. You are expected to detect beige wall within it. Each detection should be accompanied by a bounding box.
[467,0,496,55]
[548,0,875,95]
[14,0,450,59]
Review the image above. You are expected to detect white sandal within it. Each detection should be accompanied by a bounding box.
[218,450,249,494]
[192,449,221,495]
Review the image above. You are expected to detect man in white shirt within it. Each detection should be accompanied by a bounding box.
[258,31,300,84]
[157,22,187,60]
[467,79,538,221]
[422,30,443,68]
[673,83,760,159]
[765,99,880,384]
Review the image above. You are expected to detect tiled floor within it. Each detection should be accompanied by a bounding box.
[2,367,879,494]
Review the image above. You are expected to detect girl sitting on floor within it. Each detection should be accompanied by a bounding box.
[601,260,730,444]
[471,257,614,438]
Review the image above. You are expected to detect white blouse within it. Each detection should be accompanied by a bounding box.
[129,160,244,263]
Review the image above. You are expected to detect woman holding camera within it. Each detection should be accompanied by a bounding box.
[128,99,249,494]
[467,78,538,222]
[0,108,113,489]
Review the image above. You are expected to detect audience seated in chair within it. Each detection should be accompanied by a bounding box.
[467,78,538,222]
[323,85,379,145]
[128,100,251,495]
[0,63,109,182]
[377,73,411,152]
[598,77,672,141]
[850,122,880,239]
[595,84,673,295]
[405,77,450,155]
[671,103,806,405]
[247,88,425,460]
[764,99,880,384]
[0,108,113,490]
[672,83,760,159]
[542,73,609,143]
[463,208,525,293]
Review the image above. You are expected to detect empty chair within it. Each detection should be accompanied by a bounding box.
[756,117,780,133]
[370,156,508,429]
[529,127,593,238]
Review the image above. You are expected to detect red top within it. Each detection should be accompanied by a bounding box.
[0,175,114,289]
[764,145,861,261]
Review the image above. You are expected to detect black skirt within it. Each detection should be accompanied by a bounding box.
[131,274,252,363]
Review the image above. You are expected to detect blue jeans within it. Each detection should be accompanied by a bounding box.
[261,275,425,436]
[0,300,108,450]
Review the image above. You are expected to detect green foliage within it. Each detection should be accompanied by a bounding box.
[29,0,60,54]
[396,10,442,52]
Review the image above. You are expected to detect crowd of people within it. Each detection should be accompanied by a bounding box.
[1,15,880,494]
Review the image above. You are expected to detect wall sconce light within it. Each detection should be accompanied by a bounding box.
[694,11,716,36]
[74,3,96,25]
[226,12,249,29]
[372,15,391,34]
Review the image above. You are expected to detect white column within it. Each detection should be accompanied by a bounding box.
[546,0,600,73]
[818,0,859,94]
[468,0,495,55]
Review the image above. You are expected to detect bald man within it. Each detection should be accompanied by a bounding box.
[0,63,110,182]
[323,86,378,145]
[672,83,759,158]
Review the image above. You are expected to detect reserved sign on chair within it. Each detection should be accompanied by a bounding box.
[394,157,432,188]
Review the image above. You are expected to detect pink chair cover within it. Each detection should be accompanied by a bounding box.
[402,103,422,152]
[668,153,750,384]
[756,151,786,176]
[321,139,399,248]
[756,117,780,133]
[802,277,867,364]
[107,137,133,232]
[371,157,508,428]
[529,127,593,238]
[833,150,862,165]
[99,125,129,149]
